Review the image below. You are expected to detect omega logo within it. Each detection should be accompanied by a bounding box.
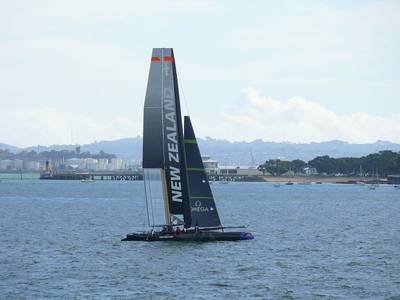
[191,200,209,213]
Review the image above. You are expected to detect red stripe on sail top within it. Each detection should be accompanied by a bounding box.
[151,56,161,62]
[164,56,173,61]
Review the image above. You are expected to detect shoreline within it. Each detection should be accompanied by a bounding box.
[261,175,385,184]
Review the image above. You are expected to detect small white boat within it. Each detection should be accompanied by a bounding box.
[368,184,378,190]
[394,185,400,190]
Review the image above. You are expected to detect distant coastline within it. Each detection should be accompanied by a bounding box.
[261,175,382,184]
[2,138,400,164]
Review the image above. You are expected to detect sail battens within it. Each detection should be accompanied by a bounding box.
[184,139,197,144]
[187,167,205,171]
[190,196,214,199]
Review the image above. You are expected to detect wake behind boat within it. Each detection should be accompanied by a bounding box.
[122,48,253,242]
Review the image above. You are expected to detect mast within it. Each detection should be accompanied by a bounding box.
[160,170,171,225]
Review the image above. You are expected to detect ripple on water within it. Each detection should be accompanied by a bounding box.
[1,181,400,298]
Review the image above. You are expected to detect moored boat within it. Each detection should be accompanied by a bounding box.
[369,183,378,190]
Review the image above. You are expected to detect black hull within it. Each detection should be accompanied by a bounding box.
[122,231,254,242]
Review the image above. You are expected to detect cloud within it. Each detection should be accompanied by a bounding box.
[0,107,141,147]
[0,37,145,101]
[194,88,400,143]
[1,89,399,147]
[0,0,214,38]
[1,1,399,146]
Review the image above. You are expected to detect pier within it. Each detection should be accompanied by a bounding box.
[40,170,143,181]
[39,171,263,182]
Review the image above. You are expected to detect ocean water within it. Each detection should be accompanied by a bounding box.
[0,180,399,299]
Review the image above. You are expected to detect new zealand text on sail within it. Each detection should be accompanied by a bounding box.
[164,87,182,204]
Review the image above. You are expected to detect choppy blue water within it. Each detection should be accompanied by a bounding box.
[0,180,399,299]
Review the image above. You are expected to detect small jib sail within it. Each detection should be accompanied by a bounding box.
[184,116,221,228]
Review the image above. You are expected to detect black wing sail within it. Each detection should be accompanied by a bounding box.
[184,116,222,228]
[142,48,191,225]
[142,48,164,168]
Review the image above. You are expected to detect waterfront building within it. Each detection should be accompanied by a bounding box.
[12,159,23,170]
[0,159,12,170]
[202,155,219,174]
[110,158,123,170]
[217,166,263,176]
[23,160,41,170]
[97,158,109,170]
[303,167,318,175]
[66,158,83,169]
[201,155,263,176]
[85,158,98,170]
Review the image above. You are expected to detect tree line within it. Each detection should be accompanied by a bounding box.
[258,150,400,176]
[0,149,116,162]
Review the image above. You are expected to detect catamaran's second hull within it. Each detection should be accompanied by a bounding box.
[122,231,254,242]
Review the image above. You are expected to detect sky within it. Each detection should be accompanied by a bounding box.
[1,0,399,147]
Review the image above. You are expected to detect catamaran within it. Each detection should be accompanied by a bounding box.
[122,48,253,242]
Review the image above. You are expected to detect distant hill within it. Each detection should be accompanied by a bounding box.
[2,138,400,166]
[0,143,20,153]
